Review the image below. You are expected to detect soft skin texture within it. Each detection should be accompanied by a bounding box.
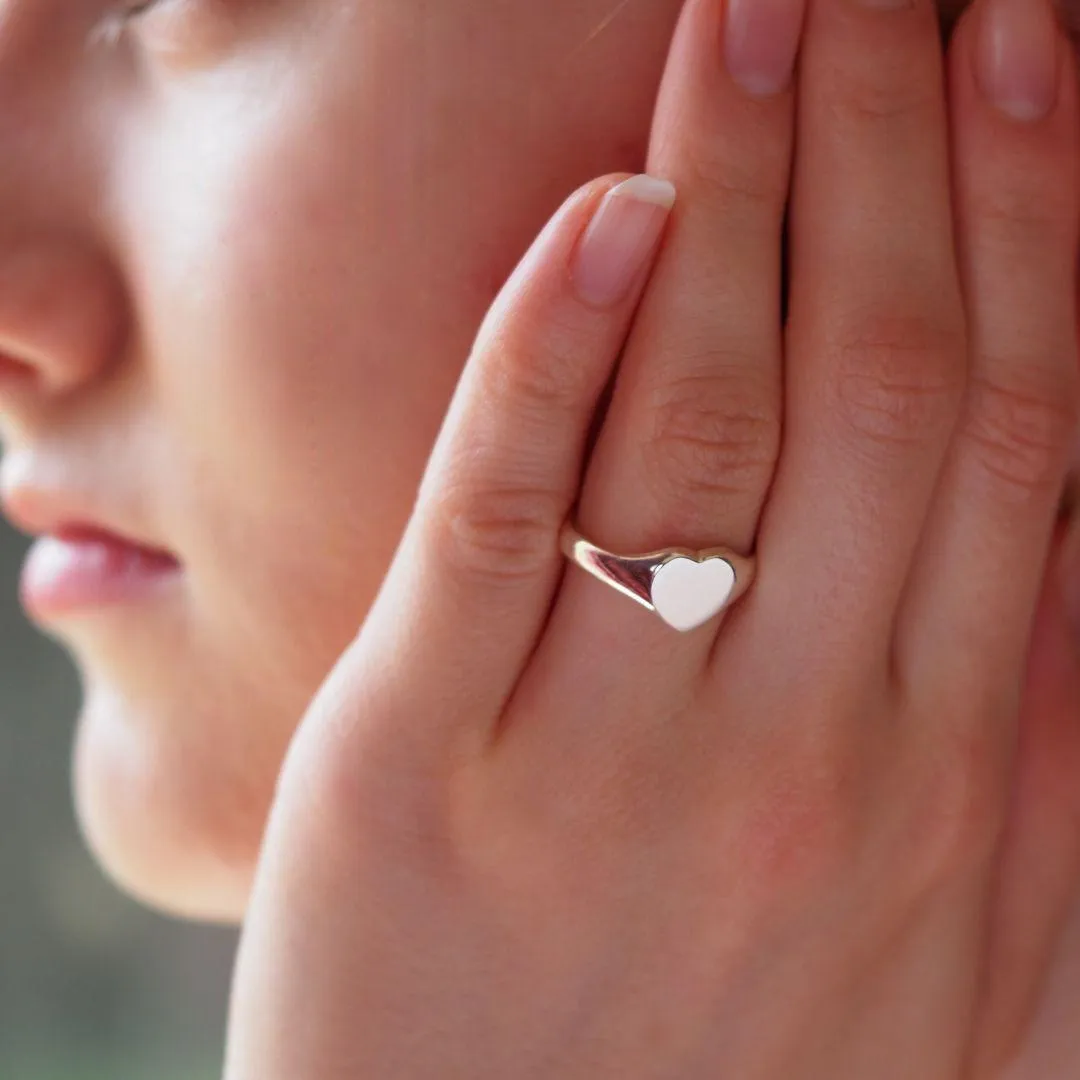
[0,0,1074,928]
[217,0,1080,1073]
[0,0,686,919]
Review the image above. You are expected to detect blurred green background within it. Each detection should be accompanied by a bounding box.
[0,518,235,1080]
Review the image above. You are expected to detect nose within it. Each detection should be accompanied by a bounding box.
[0,0,130,432]
[0,235,128,402]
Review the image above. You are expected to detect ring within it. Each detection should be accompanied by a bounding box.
[559,520,756,633]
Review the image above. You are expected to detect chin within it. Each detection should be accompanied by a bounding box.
[71,685,270,925]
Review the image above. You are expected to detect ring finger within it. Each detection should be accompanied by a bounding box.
[535,0,804,701]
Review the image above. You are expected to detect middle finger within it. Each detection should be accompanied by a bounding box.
[537,0,803,696]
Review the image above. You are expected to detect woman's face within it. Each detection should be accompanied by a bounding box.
[0,0,687,920]
[0,0,1074,922]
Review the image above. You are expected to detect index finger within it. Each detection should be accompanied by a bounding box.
[326,173,676,768]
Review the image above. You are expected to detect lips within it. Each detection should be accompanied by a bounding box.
[0,474,182,620]
[19,529,181,620]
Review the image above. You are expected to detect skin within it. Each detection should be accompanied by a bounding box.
[2,0,1073,924]
[217,0,1080,1073]
[0,0,1078,1064]
[0,0,689,918]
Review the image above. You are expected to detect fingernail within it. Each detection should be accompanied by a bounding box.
[570,175,676,309]
[976,0,1062,123]
[723,0,806,98]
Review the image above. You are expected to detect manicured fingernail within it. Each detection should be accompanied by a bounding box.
[571,175,676,308]
[976,0,1062,122]
[724,0,806,98]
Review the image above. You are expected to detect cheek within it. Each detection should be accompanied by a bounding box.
[80,32,535,910]
[119,52,490,691]
[90,5,655,915]
[123,33,570,677]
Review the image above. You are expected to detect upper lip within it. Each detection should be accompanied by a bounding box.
[0,460,177,558]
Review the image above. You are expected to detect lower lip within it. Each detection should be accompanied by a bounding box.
[19,531,182,620]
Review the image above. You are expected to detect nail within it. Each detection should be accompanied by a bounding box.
[976,0,1062,123]
[570,175,676,309]
[724,0,806,98]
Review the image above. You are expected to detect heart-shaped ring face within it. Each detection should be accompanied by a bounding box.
[650,556,737,633]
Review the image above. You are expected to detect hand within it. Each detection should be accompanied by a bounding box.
[222,0,1080,1076]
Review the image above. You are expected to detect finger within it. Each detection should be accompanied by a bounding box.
[538,0,801,687]
[967,522,1080,1076]
[899,0,1080,697]
[755,0,966,670]
[320,174,675,769]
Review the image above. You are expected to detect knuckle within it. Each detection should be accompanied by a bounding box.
[893,730,1005,899]
[680,129,788,211]
[960,366,1080,503]
[828,71,939,128]
[431,479,563,584]
[283,720,456,872]
[736,769,861,906]
[485,311,596,419]
[644,366,780,509]
[973,182,1073,251]
[829,312,965,449]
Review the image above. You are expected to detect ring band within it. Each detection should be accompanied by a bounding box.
[559,520,756,633]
